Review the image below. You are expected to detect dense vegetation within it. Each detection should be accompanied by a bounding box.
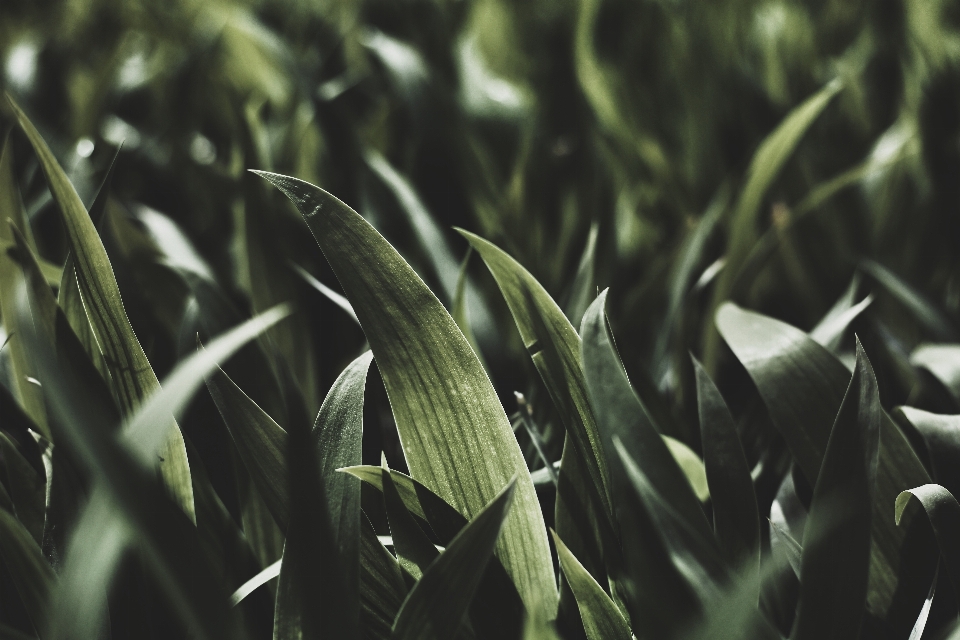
[3,0,960,638]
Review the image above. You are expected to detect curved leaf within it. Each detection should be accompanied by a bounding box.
[910,345,960,400]
[894,484,960,606]
[551,531,632,640]
[392,479,517,640]
[383,464,439,580]
[693,357,760,572]
[254,172,555,617]
[6,95,195,519]
[360,516,409,640]
[794,341,881,640]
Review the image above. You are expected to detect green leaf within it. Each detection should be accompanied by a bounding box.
[692,357,760,572]
[460,229,610,521]
[615,439,729,603]
[861,260,956,341]
[6,94,196,520]
[0,134,49,439]
[383,463,439,581]
[291,262,359,325]
[392,479,517,640]
[769,520,802,578]
[254,172,556,618]
[360,515,409,640]
[0,621,38,640]
[341,465,429,521]
[551,531,632,640]
[702,79,843,371]
[897,407,960,499]
[231,559,282,606]
[0,508,55,637]
[809,276,872,351]
[580,290,710,539]
[564,221,598,329]
[662,436,710,503]
[894,484,960,608]
[910,345,960,400]
[205,365,289,529]
[716,303,931,621]
[0,433,45,546]
[794,341,881,640]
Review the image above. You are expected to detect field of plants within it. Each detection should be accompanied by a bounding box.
[3,0,960,638]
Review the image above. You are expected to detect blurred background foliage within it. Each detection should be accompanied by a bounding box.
[4,0,960,635]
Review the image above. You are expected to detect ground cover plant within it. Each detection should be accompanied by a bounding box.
[3,0,960,638]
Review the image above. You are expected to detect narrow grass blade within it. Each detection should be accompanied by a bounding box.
[861,260,956,341]
[551,531,632,640]
[291,262,359,325]
[392,479,517,640]
[254,172,556,618]
[692,357,760,573]
[0,136,48,438]
[205,365,289,529]
[383,464,439,580]
[581,291,711,540]
[360,515,409,640]
[794,341,881,640]
[895,484,960,607]
[231,559,282,606]
[6,94,196,519]
[769,520,802,578]
[703,79,843,371]
[0,433,45,545]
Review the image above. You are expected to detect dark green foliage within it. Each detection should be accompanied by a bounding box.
[3,1,960,638]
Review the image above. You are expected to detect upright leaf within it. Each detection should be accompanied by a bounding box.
[382,464,439,581]
[0,508,55,637]
[692,357,760,573]
[551,531,632,640]
[794,341,881,640]
[392,480,517,640]
[6,95,195,519]
[254,172,556,617]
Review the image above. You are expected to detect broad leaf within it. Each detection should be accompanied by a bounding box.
[254,172,555,617]
[794,341,881,640]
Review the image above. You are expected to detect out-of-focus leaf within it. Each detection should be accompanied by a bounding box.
[0,135,48,439]
[255,172,556,618]
[551,531,632,640]
[564,222,598,329]
[230,559,282,606]
[360,515,409,640]
[205,365,289,529]
[861,260,956,341]
[291,262,360,325]
[615,439,729,603]
[911,345,960,400]
[383,464,439,581]
[580,291,709,537]
[809,276,873,351]
[769,520,802,578]
[794,341,881,640]
[693,357,760,572]
[703,79,843,371]
[0,622,37,640]
[717,303,931,621]
[392,479,517,640]
[894,484,960,605]
[0,433,45,546]
[663,436,710,503]
[7,94,196,519]
[0,508,55,636]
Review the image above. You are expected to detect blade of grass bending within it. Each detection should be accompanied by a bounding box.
[6,94,196,519]
[895,484,960,609]
[581,291,712,541]
[769,520,802,578]
[290,261,359,325]
[908,564,938,640]
[392,479,517,640]
[254,171,556,618]
[0,134,48,438]
[552,531,632,640]
[717,304,930,622]
[383,463,439,581]
[205,365,289,529]
[793,341,881,640]
[910,346,960,401]
[702,79,843,373]
[0,508,55,637]
[460,229,610,518]
[231,559,282,606]
[692,357,760,574]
